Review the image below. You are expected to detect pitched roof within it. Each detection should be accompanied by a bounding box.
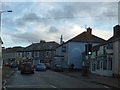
[92,28,120,51]
[3,46,24,53]
[107,35,120,43]
[68,31,106,43]
[24,41,59,51]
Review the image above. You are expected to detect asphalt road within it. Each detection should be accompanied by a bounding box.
[3,70,111,90]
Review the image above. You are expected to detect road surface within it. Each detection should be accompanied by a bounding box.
[3,70,110,90]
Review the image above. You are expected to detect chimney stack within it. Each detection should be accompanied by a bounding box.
[87,27,92,35]
[86,27,92,41]
[113,25,120,38]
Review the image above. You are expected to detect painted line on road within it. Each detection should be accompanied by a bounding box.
[104,85,109,88]
[50,85,57,88]
[50,85,64,90]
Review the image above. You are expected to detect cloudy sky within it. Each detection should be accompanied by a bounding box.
[0,0,119,48]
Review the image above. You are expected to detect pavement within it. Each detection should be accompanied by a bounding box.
[2,66,16,89]
[60,70,120,88]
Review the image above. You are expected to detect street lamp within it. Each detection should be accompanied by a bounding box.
[0,9,12,64]
[0,10,12,13]
[0,10,12,32]
[0,10,12,90]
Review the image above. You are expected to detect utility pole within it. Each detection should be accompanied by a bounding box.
[82,26,92,77]
[0,3,12,89]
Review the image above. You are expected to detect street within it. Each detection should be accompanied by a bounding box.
[3,70,111,90]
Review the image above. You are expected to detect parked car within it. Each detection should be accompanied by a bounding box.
[35,63,46,71]
[4,63,10,67]
[17,62,22,70]
[10,62,17,68]
[44,63,51,69]
[53,65,63,72]
[20,62,34,74]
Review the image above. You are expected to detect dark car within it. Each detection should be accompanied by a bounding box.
[20,62,34,74]
[4,63,10,67]
[54,65,63,72]
[17,62,23,70]
[44,63,51,69]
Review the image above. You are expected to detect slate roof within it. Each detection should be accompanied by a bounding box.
[24,41,59,51]
[2,46,24,53]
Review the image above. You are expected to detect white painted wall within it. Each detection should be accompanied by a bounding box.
[68,42,86,69]
[90,59,113,76]
[68,42,99,69]
[55,42,100,69]
[113,41,119,75]
[54,46,63,65]
[91,69,113,76]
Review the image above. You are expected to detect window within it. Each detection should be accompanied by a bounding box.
[61,46,66,52]
[106,43,113,49]
[34,51,39,57]
[92,63,96,71]
[46,52,49,56]
[103,46,106,55]
[46,51,51,57]
[27,52,29,57]
[103,60,107,70]
[100,61,103,69]
[108,58,112,70]
[97,60,100,69]
[96,51,98,56]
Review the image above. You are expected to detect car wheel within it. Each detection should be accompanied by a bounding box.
[32,71,34,74]
[21,71,23,74]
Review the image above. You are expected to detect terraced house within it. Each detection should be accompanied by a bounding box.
[2,46,24,65]
[17,40,59,66]
[90,25,120,77]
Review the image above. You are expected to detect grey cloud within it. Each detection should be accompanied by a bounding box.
[16,13,40,27]
[48,2,117,19]
[23,13,40,22]
[16,12,50,27]
[11,32,40,43]
[10,2,118,43]
[49,26,59,33]
[16,18,25,27]
[15,2,117,28]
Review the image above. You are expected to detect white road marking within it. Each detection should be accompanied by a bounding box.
[50,85,57,88]
[6,85,58,88]
[104,85,109,88]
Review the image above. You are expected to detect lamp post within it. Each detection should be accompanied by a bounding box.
[0,10,12,29]
[0,10,12,13]
[0,10,12,66]
[0,10,12,90]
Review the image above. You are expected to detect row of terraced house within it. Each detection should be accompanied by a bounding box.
[2,25,120,77]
